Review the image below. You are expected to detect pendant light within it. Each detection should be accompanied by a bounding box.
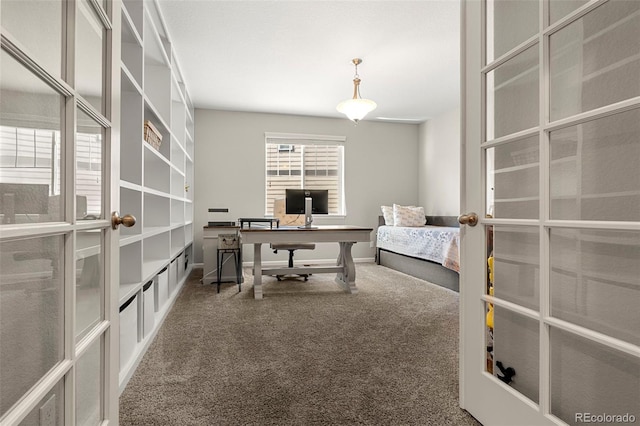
[336,58,377,123]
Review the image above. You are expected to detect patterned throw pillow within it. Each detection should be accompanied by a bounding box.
[381,205,394,225]
[393,204,426,227]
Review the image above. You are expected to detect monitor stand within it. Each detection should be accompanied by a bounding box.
[300,196,316,229]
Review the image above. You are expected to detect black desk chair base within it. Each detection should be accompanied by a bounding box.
[271,243,315,281]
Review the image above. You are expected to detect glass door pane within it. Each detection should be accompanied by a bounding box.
[549,0,589,25]
[486,0,538,62]
[492,226,540,310]
[0,50,63,225]
[493,306,540,404]
[0,0,63,78]
[76,339,103,425]
[549,0,640,121]
[550,228,640,346]
[550,328,640,424]
[0,234,64,417]
[486,136,539,219]
[76,0,105,115]
[549,108,640,221]
[76,109,104,220]
[76,230,104,341]
[486,45,539,140]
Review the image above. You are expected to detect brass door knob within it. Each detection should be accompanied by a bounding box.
[458,212,479,227]
[111,211,136,229]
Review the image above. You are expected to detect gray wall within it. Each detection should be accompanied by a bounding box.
[193,109,420,264]
[418,107,460,215]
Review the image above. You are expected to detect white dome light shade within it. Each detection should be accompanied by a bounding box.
[336,98,377,123]
[337,58,376,123]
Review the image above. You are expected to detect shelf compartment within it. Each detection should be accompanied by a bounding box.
[121,7,143,88]
[185,130,194,159]
[143,192,170,229]
[168,257,179,296]
[120,187,142,237]
[171,199,184,226]
[171,226,185,258]
[119,293,140,377]
[185,160,193,202]
[177,250,187,281]
[121,70,143,186]
[122,0,143,37]
[185,201,193,224]
[170,137,185,174]
[154,266,169,313]
[142,231,170,281]
[172,53,187,100]
[119,241,142,304]
[143,144,170,193]
[185,91,194,136]
[170,167,185,198]
[185,223,193,245]
[142,280,155,338]
[171,99,186,147]
[143,102,171,160]
[143,11,171,124]
[144,1,171,56]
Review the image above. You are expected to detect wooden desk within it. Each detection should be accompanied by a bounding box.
[239,225,372,299]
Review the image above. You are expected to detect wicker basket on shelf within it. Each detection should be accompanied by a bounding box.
[144,120,162,150]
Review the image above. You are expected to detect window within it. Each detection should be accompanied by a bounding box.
[1,124,102,216]
[265,133,345,216]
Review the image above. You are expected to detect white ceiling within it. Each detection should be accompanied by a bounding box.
[157,0,461,123]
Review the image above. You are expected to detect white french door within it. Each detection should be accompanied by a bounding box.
[0,0,121,424]
[460,0,640,425]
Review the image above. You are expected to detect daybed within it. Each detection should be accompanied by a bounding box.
[376,215,460,292]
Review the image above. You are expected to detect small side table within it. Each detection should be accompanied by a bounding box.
[216,234,242,293]
[238,217,279,229]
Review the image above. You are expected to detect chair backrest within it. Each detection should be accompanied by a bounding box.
[273,198,304,226]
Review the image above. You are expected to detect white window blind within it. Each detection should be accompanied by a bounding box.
[265,132,345,216]
[1,125,101,214]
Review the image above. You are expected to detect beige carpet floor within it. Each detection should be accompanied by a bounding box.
[119,263,481,426]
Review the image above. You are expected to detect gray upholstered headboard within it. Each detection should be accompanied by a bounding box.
[426,215,460,227]
[378,215,459,228]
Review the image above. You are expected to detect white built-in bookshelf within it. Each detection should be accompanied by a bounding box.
[118,0,195,392]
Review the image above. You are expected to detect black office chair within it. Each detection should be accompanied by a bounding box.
[271,198,315,280]
[271,242,315,281]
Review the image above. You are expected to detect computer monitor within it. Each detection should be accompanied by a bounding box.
[46,194,90,220]
[0,183,49,224]
[285,189,329,228]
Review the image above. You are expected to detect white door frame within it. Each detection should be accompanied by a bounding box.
[460,1,554,423]
[0,0,121,424]
[460,1,640,425]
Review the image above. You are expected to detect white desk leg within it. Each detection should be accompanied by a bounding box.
[335,242,357,294]
[336,243,345,282]
[253,243,263,299]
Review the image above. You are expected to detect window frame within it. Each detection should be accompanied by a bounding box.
[264,132,346,217]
